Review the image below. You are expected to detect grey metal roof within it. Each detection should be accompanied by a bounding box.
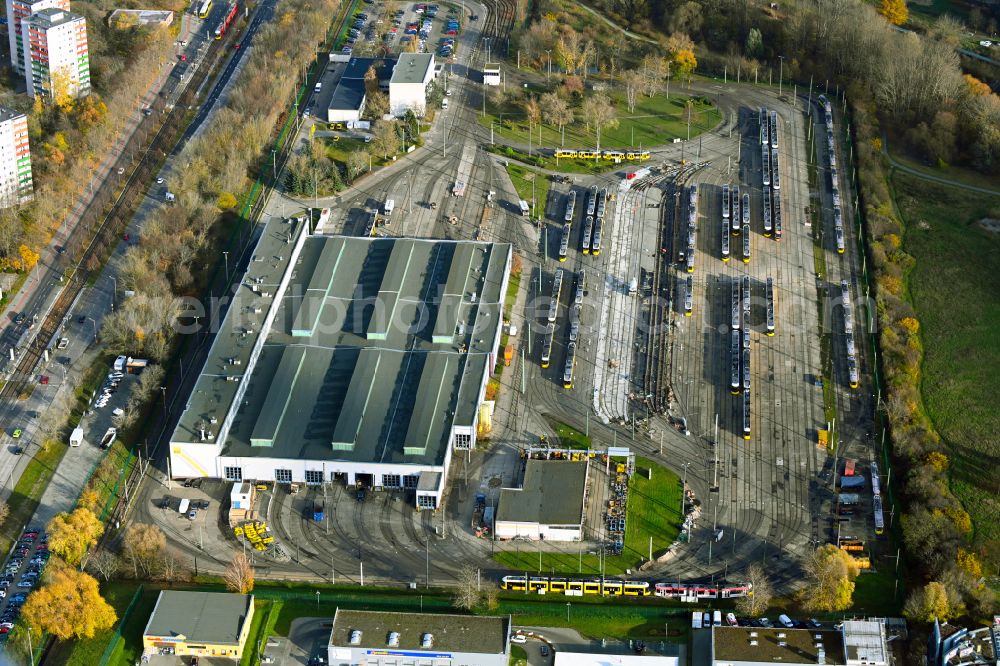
[329,78,366,112]
[171,221,510,470]
[496,460,588,526]
[330,609,509,654]
[142,591,253,645]
[391,53,434,84]
[0,107,23,123]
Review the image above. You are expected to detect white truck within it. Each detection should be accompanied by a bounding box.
[69,426,84,448]
[383,199,395,216]
[178,498,190,514]
[100,427,118,449]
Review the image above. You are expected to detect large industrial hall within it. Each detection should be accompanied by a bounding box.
[169,215,512,508]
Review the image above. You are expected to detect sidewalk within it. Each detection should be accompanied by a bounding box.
[5,12,197,320]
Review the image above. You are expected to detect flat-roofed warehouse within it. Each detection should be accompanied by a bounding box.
[494,460,589,541]
[168,216,511,508]
[328,609,511,666]
[711,627,847,666]
[142,591,254,659]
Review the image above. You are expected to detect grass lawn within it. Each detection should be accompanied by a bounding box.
[494,456,682,575]
[239,599,273,666]
[504,271,522,317]
[891,172,1000,544]
[510,645,528,666]
[0,437,67,554]
[850,571,901,617]
[481,92,720,153]
[550,420,591,449]
[504,163,550,215]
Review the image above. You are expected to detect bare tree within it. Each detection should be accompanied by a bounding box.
[370,120,401,160]
[87,549,120,582]
[452,565,481,610]
[122,523,166,578]
[524,97,541,154]
[159,550,189,584]
[580,94,619,154]
[734,563,773,616]
[224,553,255,594]
[346,150,370,181]
[622,70,644,113]
[0,502,9,526]
[540,93,574,146]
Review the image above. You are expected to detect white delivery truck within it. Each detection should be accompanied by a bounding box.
[692,612,703,629]
[383,199,395,216]
[69,426,84,448]
[178,498,190,514]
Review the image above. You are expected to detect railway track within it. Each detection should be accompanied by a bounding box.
[0,40,233,414]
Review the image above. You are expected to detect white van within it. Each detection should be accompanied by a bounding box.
[691,612,703,629]
[713,611,722,627]
[778,614,795,628]
[442,98,449,109]
[178,498,190,514]
[314,82,322,93]
[383,199,395,216]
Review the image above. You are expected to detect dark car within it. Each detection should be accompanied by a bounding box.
[159,496,171,509]
[195,500,211,510]
[540,646,551,657]
[77,315,86,324]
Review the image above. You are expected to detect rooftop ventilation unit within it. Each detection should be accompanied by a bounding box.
[349,630,362,645]
[421,633,434,648]
[388,632,400,647]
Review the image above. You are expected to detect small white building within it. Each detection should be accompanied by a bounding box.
[389,53,435,117]
[483,63,500,86]
[230,482,252,510]
[494,460,588,541]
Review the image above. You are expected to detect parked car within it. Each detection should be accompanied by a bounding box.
[15,581,33,589]
[511,635,527,644]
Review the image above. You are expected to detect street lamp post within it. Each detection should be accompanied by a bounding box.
[109,276,117,312]
[160,386,168,419]
[316,590,320,608]
[222,251,230,280]
[778,56,785,97]
[546,50,552,79]
[87,316,98,344]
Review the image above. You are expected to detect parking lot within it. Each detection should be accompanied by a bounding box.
[0,528,50,645]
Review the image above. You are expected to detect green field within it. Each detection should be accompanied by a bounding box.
[494,456,682,574]
[482,92,720,154]
[552,421,592,449]
[504,163,551,215]
[892,172,1000,544]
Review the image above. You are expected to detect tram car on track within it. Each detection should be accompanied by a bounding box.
[721,220,730,261]
[499,576,751,599]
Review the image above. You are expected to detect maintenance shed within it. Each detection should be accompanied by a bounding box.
[328,609,511,666]
[494,459,589,541]
[167,217,511,510]
[142,591,254,659]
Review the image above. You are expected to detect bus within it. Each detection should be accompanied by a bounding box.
[742,347,751,391]
[683,277,693,317]
[742,225,751,263]
[540,324,554,368]
[563,342,577,388]
[765,277,775,336]
[722,184,730,219]
[198,0,213,18]
[214,0,238,38]
[731,280,741,330]
[721,220,730,262]
[564,191,577,222]
[772,188,782,241]
[519,200,530,217]
[558,223,571,262]
[730,331,740,394]
[771,148,781,190]
[550,268,564,321]
[731,185,741,235]
[873,495,885,535]
[742,389,751,440]
[581,216,593,254]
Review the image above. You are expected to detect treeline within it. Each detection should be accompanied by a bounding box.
[0,16,175,270]
[103,0,339,359]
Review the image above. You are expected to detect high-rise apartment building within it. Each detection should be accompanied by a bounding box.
[22,9,90,100]
[0,107,34,206]
[5,0,70,75]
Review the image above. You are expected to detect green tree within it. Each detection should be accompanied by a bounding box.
[745,28,763,58]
